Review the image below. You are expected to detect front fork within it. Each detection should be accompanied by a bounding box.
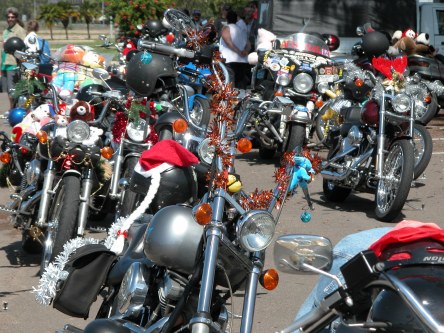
[77,168,93,236]
[36,160,56,227]
[191,193,261,333]
[109,139,124,200]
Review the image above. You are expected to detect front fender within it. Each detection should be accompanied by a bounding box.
[188,93,207,110]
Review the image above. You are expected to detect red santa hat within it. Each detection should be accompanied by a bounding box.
[107,140,198,254]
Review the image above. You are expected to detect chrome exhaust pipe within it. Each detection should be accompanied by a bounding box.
[321,148,374,181]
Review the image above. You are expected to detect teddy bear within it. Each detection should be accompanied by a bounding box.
[68,100,95,122]
[247,28,277,65]
[11,104,53,142]
[389,28,434,56]
[81,50,105,69]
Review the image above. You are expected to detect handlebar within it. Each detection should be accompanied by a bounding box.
[138,40,195,59]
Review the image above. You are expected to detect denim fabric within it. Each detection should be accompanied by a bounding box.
[295,227,392,320]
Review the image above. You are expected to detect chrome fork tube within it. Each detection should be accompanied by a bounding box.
[192,192,225,333]
[109,140,124,200]
[376,93,386,178]
[36,160,56,227]
[240,254,263,333]
[77,169,93,236]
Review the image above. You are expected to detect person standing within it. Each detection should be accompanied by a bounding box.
[215,4,231,38]
[219,10,251,90]
[191,9,203,31]
[1,7,26,108]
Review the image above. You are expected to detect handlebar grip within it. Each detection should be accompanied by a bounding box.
[139,41,195,58]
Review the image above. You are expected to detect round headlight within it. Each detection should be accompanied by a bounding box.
[127,118,148,142]
[276,74,291,86]
[117,262,148,316]
[236,210,275,252]
[66,120,90,143]
[197,138,215,165]
[293,73,314,94]
[392,93,411,113]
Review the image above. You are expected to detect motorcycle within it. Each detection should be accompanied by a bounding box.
[273,227,444,333]
[37,9,319,333]
[320,59,416,222]
[248,32,340,159]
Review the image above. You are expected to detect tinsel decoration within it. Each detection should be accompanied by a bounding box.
[32,237,100,306]
[111,111,128,144]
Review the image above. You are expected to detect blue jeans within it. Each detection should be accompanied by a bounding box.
[295,227,392,320]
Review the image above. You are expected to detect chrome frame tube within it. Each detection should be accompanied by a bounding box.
[240,259,263,333]
[376,92,386,178]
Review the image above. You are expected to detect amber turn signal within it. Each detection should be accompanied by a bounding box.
[237,138,252,153]
[424,95,432,104]
[195,203,212,225]
[0,152,11,164]
[315,98,324,108]
[354,78,364,87]
[36,130,48,144]
[101,146,114,159]
[173,119,188,133]
[260,268,279,290]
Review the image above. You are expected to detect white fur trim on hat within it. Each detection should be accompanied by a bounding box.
[134,162,173,178]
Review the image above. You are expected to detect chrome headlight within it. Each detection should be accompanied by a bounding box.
[392,93,411,113]
[236,210,275,252]
[276,73,291,86]
[25,159,42,185]
[197,138,215,165]
[293,73,314,94]
[127,118,148,142]
[66,120,90,143]
[117,262,149,316]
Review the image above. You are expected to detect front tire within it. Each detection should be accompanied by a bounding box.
[285,123,306,152]
[412,124,433,179]
[189,96,211,128]
[375,139,414,222]
[323,179,352,202]
[118,157,141,218]
[40,175,80,273]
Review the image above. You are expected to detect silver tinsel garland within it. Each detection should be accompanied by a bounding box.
[32,237,99,305]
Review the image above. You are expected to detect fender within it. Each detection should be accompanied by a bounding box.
[188,93,208,110]
[288,105,311,123]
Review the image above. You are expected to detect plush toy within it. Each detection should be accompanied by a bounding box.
[81,51,105,69]
[288,156,314,192]
[248,28,277,65]
[52,62,80,98]
[11,104,53,142]
[54,114,68,127]
[69,100,95,122]
[59,44,86,63]
[390,29,434,56]
[122,39,137,56]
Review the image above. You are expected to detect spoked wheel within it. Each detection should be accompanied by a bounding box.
[40,175,80,274]
[375,139,414,222]
[412,124,433,179]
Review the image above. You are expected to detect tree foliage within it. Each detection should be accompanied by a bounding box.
[79,0,101,39]
[38,4,64,40]
[105,0,176,38]
[56,1,80,40]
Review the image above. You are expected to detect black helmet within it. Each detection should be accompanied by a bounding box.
[125,51,177,97]
[369,265,444,333]
[361,31,390,58]
[4,36,25,54]
[143,20,168,38]
[129,165,197,214]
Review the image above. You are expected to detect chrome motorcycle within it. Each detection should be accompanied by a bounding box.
[48,9,317,333]
[247,32,340,159]
[274,232,444,333]
[321,61,415,222]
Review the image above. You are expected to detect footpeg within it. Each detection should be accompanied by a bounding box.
[0,205,17,214]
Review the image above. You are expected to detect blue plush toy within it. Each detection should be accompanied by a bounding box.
[289,156,314,192]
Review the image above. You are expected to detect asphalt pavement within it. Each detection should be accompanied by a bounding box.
[0,91,444,332]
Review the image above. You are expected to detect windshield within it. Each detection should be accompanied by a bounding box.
[279,33,330,58]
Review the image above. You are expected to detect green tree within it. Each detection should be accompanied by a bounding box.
[79,0,102,39]
[38,4,63,40]
[56,1,80,40]
[105,0,176,38]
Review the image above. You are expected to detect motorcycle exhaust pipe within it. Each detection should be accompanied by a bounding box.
[321,148,374,181]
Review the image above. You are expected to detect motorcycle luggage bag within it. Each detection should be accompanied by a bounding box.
[52,244,117,319]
